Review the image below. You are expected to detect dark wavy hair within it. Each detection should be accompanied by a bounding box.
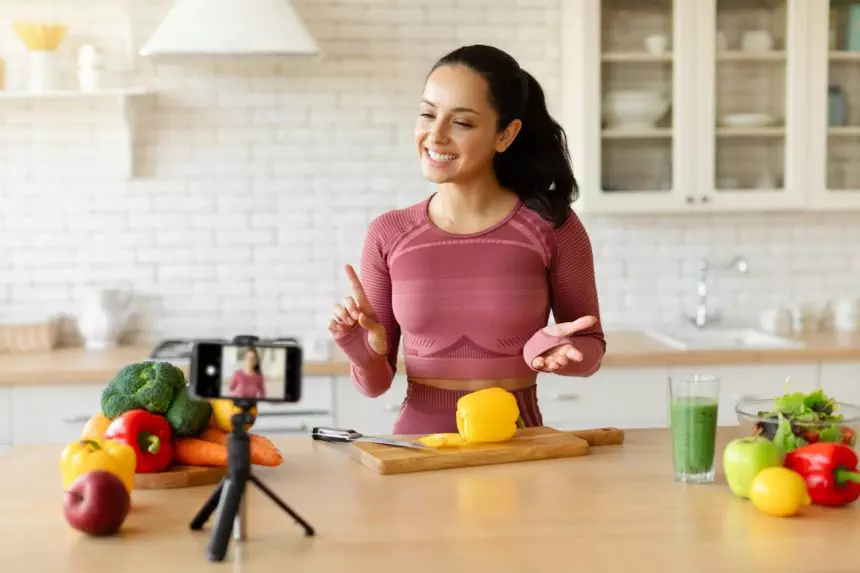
[243,347,261,375]
[430,44,577,228]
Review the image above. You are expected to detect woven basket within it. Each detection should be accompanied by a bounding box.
[0,318,59,353]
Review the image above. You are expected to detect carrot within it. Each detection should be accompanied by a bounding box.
[173,438,228,467]
[198,427,283,467]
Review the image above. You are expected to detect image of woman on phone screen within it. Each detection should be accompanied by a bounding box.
[329,44,605,435]
[227,347,267,399]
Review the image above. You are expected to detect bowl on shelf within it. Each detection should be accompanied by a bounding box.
[735,398,860,449]
[602,89,671,129]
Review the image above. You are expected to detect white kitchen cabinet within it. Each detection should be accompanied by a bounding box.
[562,0,699,213]
[561,0,848,214]
[538,367,671,430]
[806,1,860,209]
[0,388,11,448]
[11,384,105,445]
[666,363,818,426]
[818,361,860,404]
[333,374,407,435]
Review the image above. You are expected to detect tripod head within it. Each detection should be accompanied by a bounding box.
[228,398,258,438]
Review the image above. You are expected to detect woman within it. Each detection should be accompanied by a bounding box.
[329,44,605,434]
[227,347,267,399]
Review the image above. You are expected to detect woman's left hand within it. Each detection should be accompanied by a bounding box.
[531,316,598,372]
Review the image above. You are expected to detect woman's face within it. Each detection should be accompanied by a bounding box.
[244,350,258,370]
[415,64,516,185]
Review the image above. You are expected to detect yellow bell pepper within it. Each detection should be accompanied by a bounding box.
[209,399,257,432]
[80,412,112,442]
[455,387,521,444]
[60,439,137,494]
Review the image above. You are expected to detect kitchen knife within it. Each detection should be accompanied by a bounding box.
[310,426,433,450]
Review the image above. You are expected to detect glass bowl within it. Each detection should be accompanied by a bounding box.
[735,398,860,448]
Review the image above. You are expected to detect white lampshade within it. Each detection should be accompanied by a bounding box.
[139,0,320,56]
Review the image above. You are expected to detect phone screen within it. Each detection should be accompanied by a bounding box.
[191,342,302,403]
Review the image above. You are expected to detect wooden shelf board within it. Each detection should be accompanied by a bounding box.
[716,127,785,137]
[602,127,673,139]
[717,50,786,61]
[602,52,672,63]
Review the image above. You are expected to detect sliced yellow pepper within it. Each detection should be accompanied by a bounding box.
[60,439,137,493]
[455,387,521,444]
[418,433,469,448]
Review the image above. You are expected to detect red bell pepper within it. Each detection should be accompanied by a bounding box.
[783,441,860,507]
[104,409,173,473]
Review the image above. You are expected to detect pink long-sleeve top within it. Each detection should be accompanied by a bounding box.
[228,370,266,399]
[334,195,606,398]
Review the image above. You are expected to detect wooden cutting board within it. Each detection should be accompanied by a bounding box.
[134,465,226,489]
[344,426,625,475]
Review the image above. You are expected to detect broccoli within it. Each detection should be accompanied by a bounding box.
[101,360,187,419]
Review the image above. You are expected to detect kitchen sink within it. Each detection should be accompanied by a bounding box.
[642,327,805,351]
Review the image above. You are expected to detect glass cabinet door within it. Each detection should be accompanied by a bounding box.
[566,0,695,213]
[808,0,860,208]
[695,0,806,209]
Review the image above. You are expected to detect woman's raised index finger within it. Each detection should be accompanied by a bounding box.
[344,264,369,304]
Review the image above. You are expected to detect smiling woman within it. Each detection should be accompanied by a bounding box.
[328,44,606,436]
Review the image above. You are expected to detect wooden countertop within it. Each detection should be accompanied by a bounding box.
[0,426,856,572]
[2,330,860,386]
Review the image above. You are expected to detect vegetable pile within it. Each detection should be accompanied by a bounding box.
[74,360,283,478]
[752,387,856,453]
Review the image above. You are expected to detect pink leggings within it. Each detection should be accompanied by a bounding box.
[392,382,543,435]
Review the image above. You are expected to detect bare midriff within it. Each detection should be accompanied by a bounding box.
[407,375,537,392]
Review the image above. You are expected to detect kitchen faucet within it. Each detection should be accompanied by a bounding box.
[686,255,749,328]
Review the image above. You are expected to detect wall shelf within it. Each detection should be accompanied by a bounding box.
[0,86,153,179]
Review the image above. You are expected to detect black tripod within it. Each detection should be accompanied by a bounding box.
[190,400,315,562]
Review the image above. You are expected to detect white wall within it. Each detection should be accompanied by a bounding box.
[1,0,858,350]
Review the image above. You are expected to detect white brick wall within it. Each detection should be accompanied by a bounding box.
[0,0,858,352]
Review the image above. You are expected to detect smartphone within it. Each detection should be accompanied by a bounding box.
[190,340,302,403]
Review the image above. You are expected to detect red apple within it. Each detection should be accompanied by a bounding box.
[63,470,130,536]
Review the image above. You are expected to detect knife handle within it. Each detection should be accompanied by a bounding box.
[310,426,360,443]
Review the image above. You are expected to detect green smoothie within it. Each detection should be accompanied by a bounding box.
[670,396,719,475]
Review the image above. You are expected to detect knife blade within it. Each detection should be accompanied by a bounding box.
[310,426,433,450]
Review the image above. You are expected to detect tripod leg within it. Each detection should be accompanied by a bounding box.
[249,474,315,537]
[207,478,244,562]
[189,478,225,531]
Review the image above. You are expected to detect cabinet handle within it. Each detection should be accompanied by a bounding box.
[700,195,710,204]
[62,415,92,424]
[686,195,694,204]
[550,392,579,401]
[256,409,330,418]
[261,424,308,434]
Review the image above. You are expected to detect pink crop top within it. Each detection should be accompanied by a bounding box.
[334,195,606,398]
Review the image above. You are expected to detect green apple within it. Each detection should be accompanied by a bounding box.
[723,436,783,499]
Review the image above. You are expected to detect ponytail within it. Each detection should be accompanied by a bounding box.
[430,45,578,228]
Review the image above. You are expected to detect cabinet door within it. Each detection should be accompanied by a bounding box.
[333,375,408,436]
[667,363,818,426]
[808,1,860,209]
[694,0,809,210]
[818,361,860,403]
[0,388,11,446]
[12,384,105,445]
[562,0,697,213]
[538,367,670,430]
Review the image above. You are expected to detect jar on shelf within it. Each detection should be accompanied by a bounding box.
[828,85,848,126]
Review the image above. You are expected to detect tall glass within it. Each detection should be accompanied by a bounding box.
[669,375,720,484]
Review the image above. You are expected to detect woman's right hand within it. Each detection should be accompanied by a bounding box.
[328,264,388,356]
